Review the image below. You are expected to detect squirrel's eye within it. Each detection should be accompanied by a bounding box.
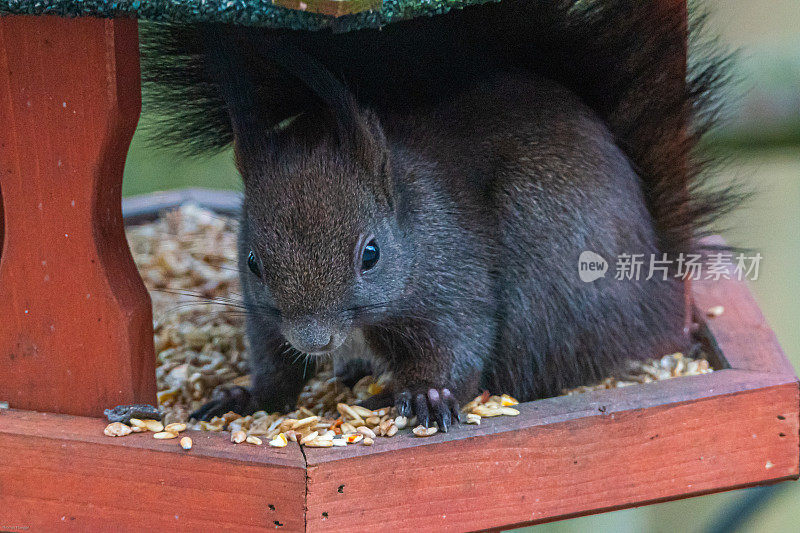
[247,251,262,278]
[361,239,380,272]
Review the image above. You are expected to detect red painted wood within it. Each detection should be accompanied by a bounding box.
[304,375,797,532]
[693,241,793,376]
[0,409,307,531]
[0,16,155,416]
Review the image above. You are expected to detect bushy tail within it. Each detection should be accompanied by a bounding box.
[141,23,234,154]
[501,0,744,256]
[141,0,743,254]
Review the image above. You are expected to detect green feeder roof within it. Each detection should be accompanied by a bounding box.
[0,0,500,31]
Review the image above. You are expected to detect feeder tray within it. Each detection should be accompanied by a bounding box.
[0,1,797,531]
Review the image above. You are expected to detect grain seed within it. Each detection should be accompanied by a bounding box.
[305,438,334,448]
[472,405,503,417]
[291,416,320,430]
[129,418,147,430]
[144,419,164,432]
[466,413,481,425]
[269,433,288,448]
[337,403,364,423]
[350,405,374,418]
[180,436,193,450]
[357,426,376,439]
[300,431,319,445]
[104,422,132,437]
[412,425,438,437]
[500,394,519,406]
[378,419,393,435]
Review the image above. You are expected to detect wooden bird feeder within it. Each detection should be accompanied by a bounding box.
[0,1,797,531]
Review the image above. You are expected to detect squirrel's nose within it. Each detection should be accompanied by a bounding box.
[284,319,342,354]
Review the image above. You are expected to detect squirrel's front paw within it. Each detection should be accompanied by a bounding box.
[190,386,254,421]
[396,387,460,432]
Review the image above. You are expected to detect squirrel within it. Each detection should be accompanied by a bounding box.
[141,0,740,430]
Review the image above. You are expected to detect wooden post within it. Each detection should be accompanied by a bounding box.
[0,16,155,416]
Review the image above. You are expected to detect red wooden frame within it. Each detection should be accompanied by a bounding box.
[0,16,155,416]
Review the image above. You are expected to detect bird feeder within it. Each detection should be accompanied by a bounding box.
[0,1,796,531]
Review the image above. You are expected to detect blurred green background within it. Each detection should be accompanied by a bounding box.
[122,0,800,531]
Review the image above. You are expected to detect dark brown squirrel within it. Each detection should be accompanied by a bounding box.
[142,0,741,430]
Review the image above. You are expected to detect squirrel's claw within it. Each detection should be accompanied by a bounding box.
[190,386,253,421]
[397,387,460,432]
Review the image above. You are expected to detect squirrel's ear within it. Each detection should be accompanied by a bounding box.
[350,109,393,206]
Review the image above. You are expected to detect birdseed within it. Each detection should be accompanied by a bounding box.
[413,425,438,437]
[144,420,165,433]
[104,422,133,437]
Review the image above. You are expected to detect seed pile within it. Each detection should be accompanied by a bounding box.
[126,205,247,424]
[103,418,189,440]
[119,203,714,448]
[562,352,712,395]
[195,403,410,448]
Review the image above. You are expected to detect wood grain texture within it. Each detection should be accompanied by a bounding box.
[304,373,798,532]
[0,16,155,416]
[0,409,307,532]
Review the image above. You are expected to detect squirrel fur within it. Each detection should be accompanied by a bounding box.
[141,0,740,428]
